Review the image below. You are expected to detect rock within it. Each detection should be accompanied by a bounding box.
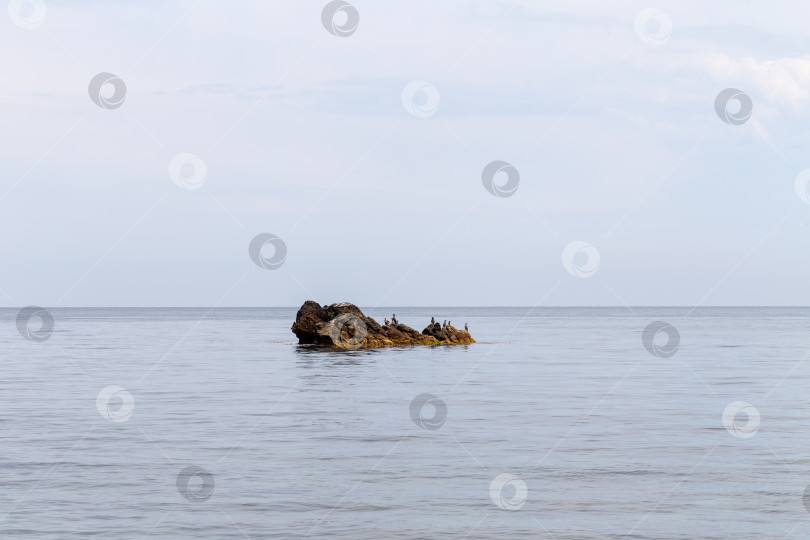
[291,301,476,349]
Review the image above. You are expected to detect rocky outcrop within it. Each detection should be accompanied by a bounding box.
[291,301,475,349]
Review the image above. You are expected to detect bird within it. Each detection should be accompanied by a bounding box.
[392,314,397,324]
[464,323,468,331]
[443,320,446,328]
[431,316,435,324]
[384,318,389,325]
[448,321,452,328]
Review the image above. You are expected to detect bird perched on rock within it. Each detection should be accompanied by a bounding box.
[431,316,435,324]
[464,323,468,331]
[448,321,452,328]
[442,320,446,328]
[392,314,397,325]
[384,318,389,325]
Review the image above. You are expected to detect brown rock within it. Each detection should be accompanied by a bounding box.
[291,301,476,349]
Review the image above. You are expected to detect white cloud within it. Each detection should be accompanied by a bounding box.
[703,53,810,112]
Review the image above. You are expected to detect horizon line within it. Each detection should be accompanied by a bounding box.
[7,305,810,309]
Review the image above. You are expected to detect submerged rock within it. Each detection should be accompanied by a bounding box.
[290,301,475,349]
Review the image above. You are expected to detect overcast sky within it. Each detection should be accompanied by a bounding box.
[3,0,810,306]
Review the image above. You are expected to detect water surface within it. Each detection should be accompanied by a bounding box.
[0,307,807,538]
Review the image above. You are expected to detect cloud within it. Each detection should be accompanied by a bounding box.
[703,53,810,112]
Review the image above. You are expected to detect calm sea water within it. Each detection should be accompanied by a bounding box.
[1,307,808,539]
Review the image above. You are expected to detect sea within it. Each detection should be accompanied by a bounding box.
[0,307,807,539]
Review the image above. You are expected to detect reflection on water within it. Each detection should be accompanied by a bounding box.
[296,347,380,370]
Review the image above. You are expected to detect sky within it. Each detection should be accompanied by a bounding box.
[3,0,810,307]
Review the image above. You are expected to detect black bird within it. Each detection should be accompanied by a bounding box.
[464,323,468,331]
[431,316,435,324]
[443,320,446,328]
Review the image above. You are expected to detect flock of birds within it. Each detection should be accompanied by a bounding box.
[383,314,469,332]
